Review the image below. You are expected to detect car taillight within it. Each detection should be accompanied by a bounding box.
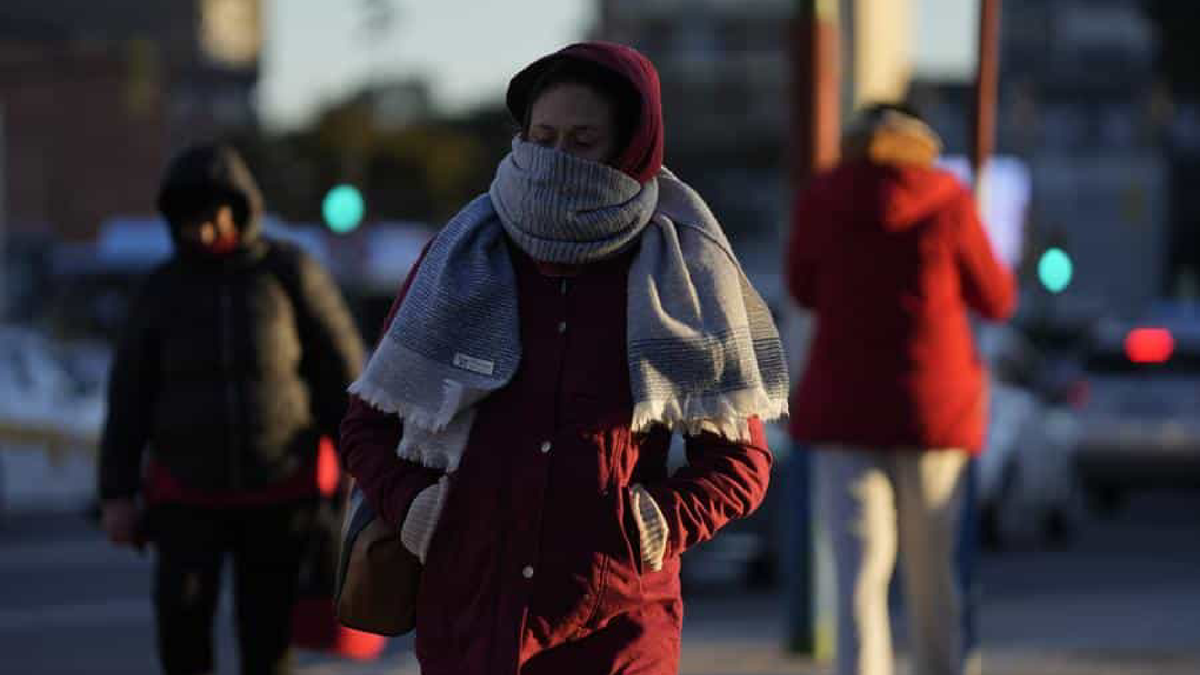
[1125,328,1174,364]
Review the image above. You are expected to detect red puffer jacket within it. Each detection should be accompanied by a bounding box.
[340,242,771,675]
[787,159,1015,453]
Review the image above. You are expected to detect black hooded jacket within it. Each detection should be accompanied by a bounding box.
[99,144,365,499]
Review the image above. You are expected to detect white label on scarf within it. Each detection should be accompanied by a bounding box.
[453,352,495,376]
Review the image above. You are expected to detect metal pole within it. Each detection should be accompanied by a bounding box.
[971,0,1001,192]
[784,0,840,659]
[791,0,841,185]
[962,4,1002,674]
[0,104,7,321]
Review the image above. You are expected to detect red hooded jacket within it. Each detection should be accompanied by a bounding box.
[787,158,1015,453]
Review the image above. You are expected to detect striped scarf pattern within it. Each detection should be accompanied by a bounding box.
[349,140,787,470]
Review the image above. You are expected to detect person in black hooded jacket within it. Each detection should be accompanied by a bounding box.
[98,142,365,675]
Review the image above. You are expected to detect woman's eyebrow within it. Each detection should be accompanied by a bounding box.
[531,122,600,131]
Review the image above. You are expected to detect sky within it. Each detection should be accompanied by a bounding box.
[257,0,597,131]
[258,0,976,132]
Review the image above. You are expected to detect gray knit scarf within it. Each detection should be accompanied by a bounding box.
[349,139,788,471]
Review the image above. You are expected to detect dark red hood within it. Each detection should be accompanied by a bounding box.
[507,41,664,184]
[843,160,967,232]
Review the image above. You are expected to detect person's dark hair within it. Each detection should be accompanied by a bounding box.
[843,100,941,165]
[157,143,260,231]
[159,185,246,227]
[520,56,640,157]
[858,101,926,125]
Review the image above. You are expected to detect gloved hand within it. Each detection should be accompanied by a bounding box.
[400,476,450,563]
[631,484,669,572]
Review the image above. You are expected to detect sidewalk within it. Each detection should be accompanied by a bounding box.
[677,590,1200,675]
[293,588,1200,675]
[5,481,1196,675]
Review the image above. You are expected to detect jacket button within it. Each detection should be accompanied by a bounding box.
[557,321,567,334]
[540,441,552,454]
[522,565,535,579]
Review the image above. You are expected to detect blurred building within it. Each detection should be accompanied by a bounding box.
[598,0,789,157]
[1146,2,1200,299]
[912,0,1168,318]
[595,0,792,245]
[0,0,262,242]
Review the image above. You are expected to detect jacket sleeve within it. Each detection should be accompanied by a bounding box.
[786,184,822,309]
[642,416,772,560]
[338,243,441,529]
[290,250,366,444]
[955,192,1017,321]
[98,279,160,500]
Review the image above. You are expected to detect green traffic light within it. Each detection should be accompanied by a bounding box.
[323,184,364,233]
[1038,247,1073,293]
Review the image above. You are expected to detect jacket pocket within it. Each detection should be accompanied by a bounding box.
[581,487,651,635]
[525,490,613,646]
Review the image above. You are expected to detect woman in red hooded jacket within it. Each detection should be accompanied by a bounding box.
[339,42,789,675]
[787,104,1015,675]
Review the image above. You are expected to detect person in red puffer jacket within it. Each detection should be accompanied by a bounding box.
[787,103,1015,675]
[340,42,788,675]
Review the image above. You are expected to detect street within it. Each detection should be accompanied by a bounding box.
[2,491,1198,675]
[4,2,1200,675]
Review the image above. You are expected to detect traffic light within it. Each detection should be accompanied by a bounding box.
[1037,247,1073,294]
[322,184,365,234]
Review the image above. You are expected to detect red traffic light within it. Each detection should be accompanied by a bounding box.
[1125,328,1174,364]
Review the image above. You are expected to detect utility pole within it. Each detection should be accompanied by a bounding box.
[783,0,840,659]
[962,5,1002,675]
[790,0,841,185]
[0,105,7,321]
[971,0,1001,194]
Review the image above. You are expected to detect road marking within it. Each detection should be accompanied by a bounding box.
[0,539,151,570]
[0,598,152,630]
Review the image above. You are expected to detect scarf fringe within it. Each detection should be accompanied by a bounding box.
[395,441,457,472]
[351,374,477,473]
[393,409,474,473]
[631,392,789,443]
[348,377,457,432]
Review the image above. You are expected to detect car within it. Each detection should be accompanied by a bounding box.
[978,376,1083,548]
[0,326,108,514]
[975,324,1085,548]
[1074,307,1200,513]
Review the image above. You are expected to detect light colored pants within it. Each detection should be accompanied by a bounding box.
[816,447,970,675]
